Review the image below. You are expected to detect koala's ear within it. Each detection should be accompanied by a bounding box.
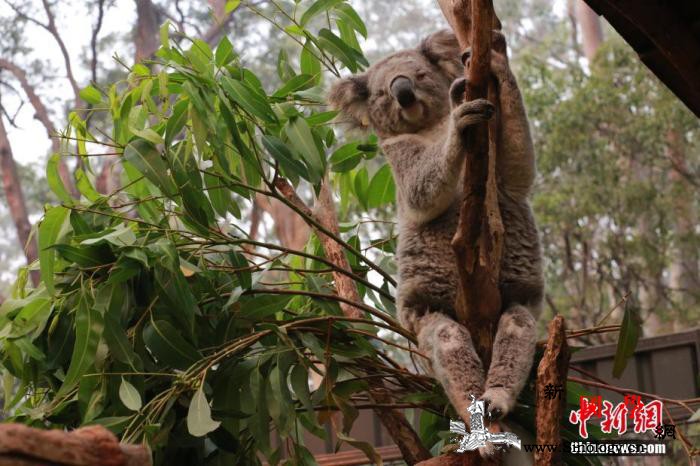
[419,29,462,79]
[327,74,370,129]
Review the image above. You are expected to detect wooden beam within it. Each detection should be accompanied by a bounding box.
[584,0,700,118]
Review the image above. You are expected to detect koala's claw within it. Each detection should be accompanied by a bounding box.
[449,77,467,106]
[453,98,495,131]
[461,47,472,66]
[480,387,512,421]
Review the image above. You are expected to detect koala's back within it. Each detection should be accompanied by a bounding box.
[396,191,543,331]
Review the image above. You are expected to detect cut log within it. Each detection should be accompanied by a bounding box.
[535,316,570,466]
[0,424,151,466]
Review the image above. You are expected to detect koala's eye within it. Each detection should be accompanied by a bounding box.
[415,71,427,81]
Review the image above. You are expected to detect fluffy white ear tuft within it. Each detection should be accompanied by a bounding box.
[419,29,462,80]
[327,74,370,129]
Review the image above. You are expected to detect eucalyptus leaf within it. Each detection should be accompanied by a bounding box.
[187,386,221,437]
[119,377,142,411]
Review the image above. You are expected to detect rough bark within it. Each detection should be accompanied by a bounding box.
[134,0,160,63]
[314,181,364,318]
[274,178,431,463]
[437,0,504,373]
[575,0,603,62]
[0,424,151,466]
[0,116,39,286]
[535,316,569,466]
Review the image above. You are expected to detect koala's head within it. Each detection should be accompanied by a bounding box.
[328,30,462,138]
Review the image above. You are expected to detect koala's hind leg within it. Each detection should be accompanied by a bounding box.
[480,304,536,420]
[410,310,485,423]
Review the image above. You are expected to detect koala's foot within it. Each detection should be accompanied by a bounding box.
[480,386,513,421]
[483,304,537,420]
[452,98,495,131]
[478,422,503,458]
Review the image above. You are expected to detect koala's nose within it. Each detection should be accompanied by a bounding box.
[390,76,416,108]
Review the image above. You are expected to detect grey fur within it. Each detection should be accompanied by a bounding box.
[329,30,544,434]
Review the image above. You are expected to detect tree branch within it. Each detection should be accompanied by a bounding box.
[0,424,151,466]
[438,0,504,380]
[271,176,431,463]
[90,0,107,84]
[535,316,569,465]
[0,58,77,197]
[0,115,39,286]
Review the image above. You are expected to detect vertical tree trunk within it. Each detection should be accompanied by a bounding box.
[575,0,603,61]
[0,117,39,286]
[134,0,159,62]
[666,130,699,328]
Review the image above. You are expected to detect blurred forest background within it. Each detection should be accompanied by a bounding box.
[0,0,698,342]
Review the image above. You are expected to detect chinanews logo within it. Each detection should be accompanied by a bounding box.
[449,390,679,457]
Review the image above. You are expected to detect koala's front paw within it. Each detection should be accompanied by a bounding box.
[480,387,514,421]
[453,98,495,132]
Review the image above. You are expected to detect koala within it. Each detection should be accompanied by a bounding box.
[328,29,544,431]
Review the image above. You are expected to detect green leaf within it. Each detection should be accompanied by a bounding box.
[215,36,235,67]
[57,296,104,397]
[154,266,198,335]
[300,0,345,26]
[353,167,369,209]
[131,127,164,145]
[39,205,69,296]
[75,168,103,202]
[367,165,395,208]
[98,284,138,367]
[238,294,291,320]
[225,0,240,13]
[79,85,102,105]
[159,20,170,49]
[123,138,177,197]
[51,244,108,267]
[46,154,74,203]
[143,320,200,370]
[317,28,368,72]
[285,117,325,180]
[336,432,382,465]
[330,143,362,172]
[261,135,311,184]
[119,377,142,411]
[333,3,367,38]
[300,40,321,77]
[221,77,277,124]
[204,172,230,217]
[81,225,136,247]
[272,74,317,98]
[9,298,52,338]
[165,98,189,146]
[612,303,641,378]
[187,386,221,437]
[306,111,338,126]
[290,364,313,414]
